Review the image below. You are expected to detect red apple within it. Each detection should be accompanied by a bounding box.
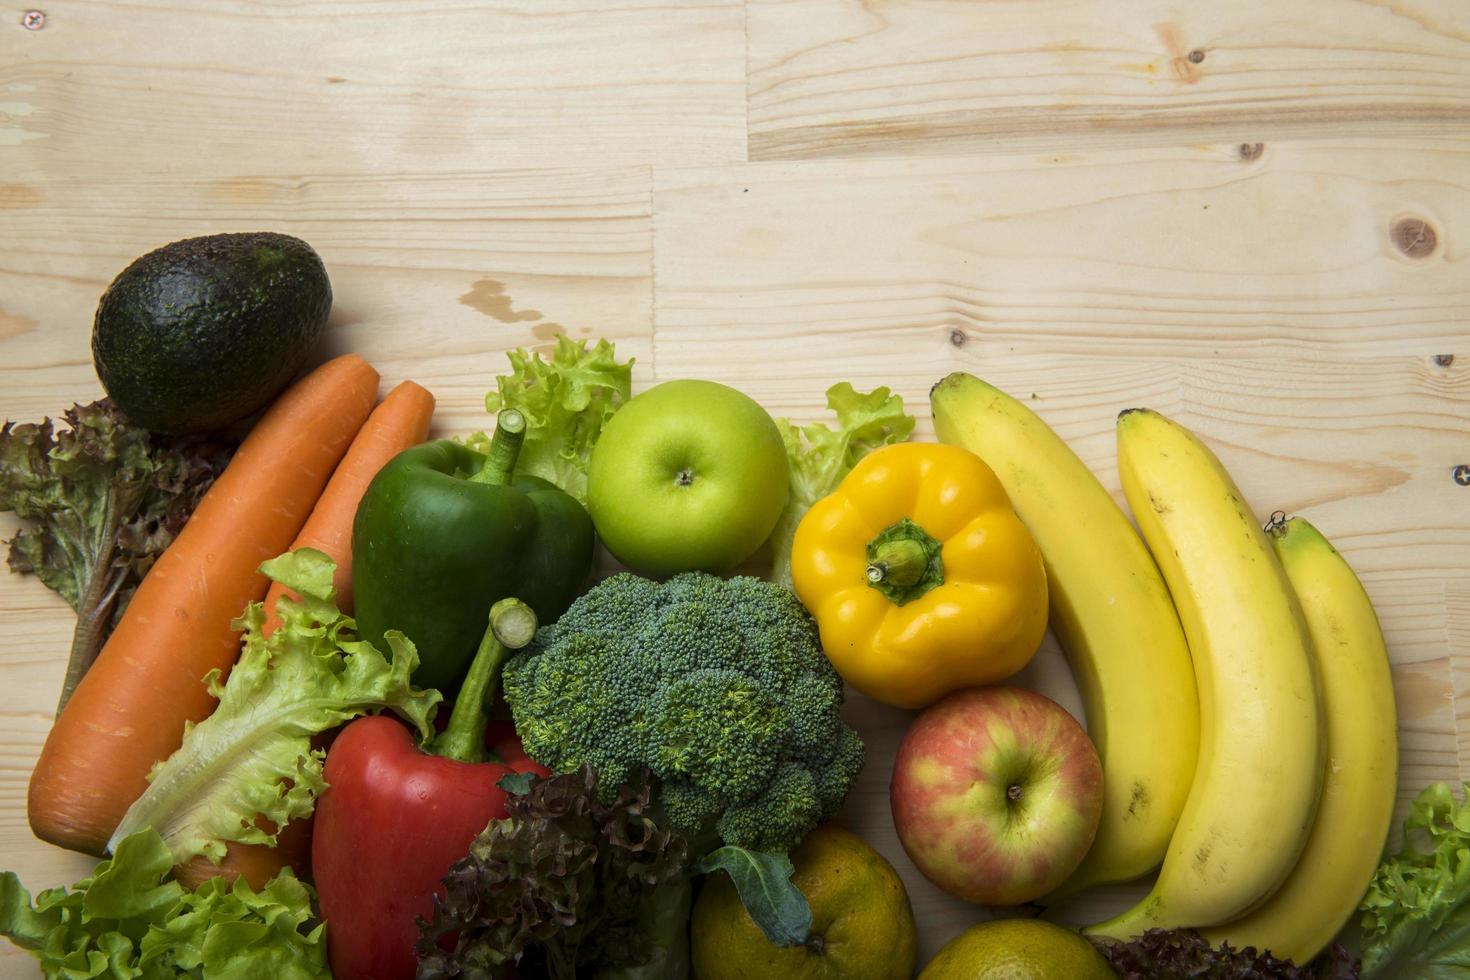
[890,686,1103,906]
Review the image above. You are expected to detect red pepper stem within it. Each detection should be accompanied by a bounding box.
[471,408,527,486]
[430,598,538,763]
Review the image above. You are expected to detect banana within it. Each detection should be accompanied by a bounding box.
[930,374,1198,896]
[1087,409,1324,939]
[1202,516,1397,963]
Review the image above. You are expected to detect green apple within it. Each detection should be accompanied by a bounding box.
[587,379,788,576]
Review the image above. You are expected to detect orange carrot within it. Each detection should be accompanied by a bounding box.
[185,381,434,889]
[174,812,314,891]
[262,379,435,633]
[28,353,380,856]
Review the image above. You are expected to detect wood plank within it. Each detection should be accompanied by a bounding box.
[1450,582,1470,775]
[747,0,1470,160]
[0,519,98,896]
[0,0,747,178]
[653,141,1470,359]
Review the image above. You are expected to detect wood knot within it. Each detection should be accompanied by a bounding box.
[1433,353,1454,367]
[1187,49,1205,63]
[948,329,968,348]
[1454,464,1470,487]
[1392,218,1437,258]
[1239,142,1264,161]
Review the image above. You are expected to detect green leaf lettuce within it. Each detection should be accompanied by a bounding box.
[467,336,633,502]
[1,829,329,979]
[108,548,442,866]
[1357,781,1470,978]
[769,382,916,584]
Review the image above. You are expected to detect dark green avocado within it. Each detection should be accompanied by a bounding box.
[91,232,333,435]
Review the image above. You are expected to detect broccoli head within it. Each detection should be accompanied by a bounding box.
[502,572,865,853]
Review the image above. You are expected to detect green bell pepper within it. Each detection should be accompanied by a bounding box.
[352,409,594,692]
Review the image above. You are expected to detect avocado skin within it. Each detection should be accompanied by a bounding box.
[92,232,333,435]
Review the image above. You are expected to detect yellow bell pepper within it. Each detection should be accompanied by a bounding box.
[791,442,1048,709]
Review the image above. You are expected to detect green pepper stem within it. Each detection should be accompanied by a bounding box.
[866,539,929,589]
[429,598,538,763]
[471,409,527,486]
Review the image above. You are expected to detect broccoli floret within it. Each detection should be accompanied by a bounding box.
[502,572,864,853]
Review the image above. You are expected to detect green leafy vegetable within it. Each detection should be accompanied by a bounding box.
[768,382,915,584]
[692,847,810,948]
[415,766,690,980]
[109,548,441,866]
[0,829,329,979]
[503,571,863,946]
[1356,781,1470,978]
[503,571,864,855]
[0,399,233,713]
[498,771,537,796]
[1093,928,1360,979]
[465,336,632,502]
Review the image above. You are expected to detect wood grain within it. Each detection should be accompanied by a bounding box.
[747,0,1470,160]
[2,2,1469,973]
[653,140,1470,359]
[0,169,658,434]
[0,0,747,178]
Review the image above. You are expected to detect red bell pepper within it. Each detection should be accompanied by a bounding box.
[313,598,548,980]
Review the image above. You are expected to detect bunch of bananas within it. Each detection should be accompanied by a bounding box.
[931,374,1398,965]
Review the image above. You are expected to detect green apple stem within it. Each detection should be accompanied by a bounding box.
[865,518,945,606]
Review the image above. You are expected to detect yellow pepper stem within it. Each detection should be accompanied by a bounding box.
[867,539,928,588]
[865,517,944,606]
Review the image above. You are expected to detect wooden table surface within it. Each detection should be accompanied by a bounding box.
[2,1,1468,974]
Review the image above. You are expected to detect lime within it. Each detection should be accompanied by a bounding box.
[919,919,1116,979]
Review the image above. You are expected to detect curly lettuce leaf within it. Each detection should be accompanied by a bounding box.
[1093,928,1359,979]
[467,336,633,502]
[0,829,329,979]
[0,400,232,712]
[417,766,689,980]
[109,549,441,866]
[768,382,916,584]
[1357,781,1470,978]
